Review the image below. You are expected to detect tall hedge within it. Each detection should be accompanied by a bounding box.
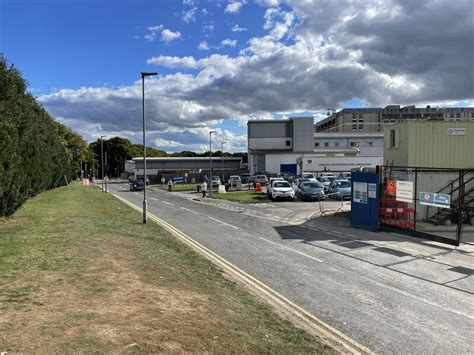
[0,56,78,216]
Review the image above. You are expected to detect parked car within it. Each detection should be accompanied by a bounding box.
[319,172,337,179]
[300,172,318,182]
[255,175,269,186]
[269,180,295,201]
[130,179,145,191]
[296,181,325,201]
[296,177,313,187]
[240,173,252,183]
[319,176,337,192]
[329,179,352,199]
[211,176,221,188]
[267,177,285,196]
[226,175,241,189]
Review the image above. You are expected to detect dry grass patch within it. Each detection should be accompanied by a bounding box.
[0,183,334,353]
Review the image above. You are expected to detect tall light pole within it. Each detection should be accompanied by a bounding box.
[209,130,216,197]
[221,141,226,183]
[141,71,157,224]
[100,135,106,192]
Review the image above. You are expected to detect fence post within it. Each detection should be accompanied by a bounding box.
[457,169,464,244]
[413,167,417,230]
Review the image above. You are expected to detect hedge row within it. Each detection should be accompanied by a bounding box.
[0,56,77,216]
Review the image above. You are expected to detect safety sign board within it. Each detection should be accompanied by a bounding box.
[353,182,368,204]
[419,192,451,209]
[396,180,414,203]
[368,183,377,199]
[447,128,465,136]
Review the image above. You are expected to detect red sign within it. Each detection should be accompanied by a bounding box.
[387,180,396,196]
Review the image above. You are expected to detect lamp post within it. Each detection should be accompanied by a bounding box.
[100,135,106,192]
[141,71,157,224]
[209,130,216,197]
[221,141,226,183]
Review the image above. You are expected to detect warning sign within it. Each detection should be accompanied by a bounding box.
[396,180,414,203]
[387,180,396,196]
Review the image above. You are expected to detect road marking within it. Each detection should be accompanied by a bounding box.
[208,217,239,230]
[258,237,323,263]
[180,207,199,215]
[150,197,158,201]
[111,193,371,354]
[162,201,174,206]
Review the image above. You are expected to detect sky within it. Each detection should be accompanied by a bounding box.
[1,0,473,153]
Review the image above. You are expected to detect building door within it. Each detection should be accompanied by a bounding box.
[280,164,297,174]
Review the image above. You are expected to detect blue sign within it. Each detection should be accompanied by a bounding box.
[173,176,184,183]
[419,191,451,209]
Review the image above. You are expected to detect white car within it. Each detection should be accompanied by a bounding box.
[269,180,295,200]
[319,176,337,192]
[300,172,318,182]
[268,177,285,193]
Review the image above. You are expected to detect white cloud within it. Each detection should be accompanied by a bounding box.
[232,24,247,32]
[225,1,245,14]
[198,41,210,50]
[182,0,194,5]
[144,25,164,42]
[182,7,197,23]
[202,23,215,32]
[147,55,198,68]
[256,0,280,7]
[221,39,237,47]
[154,138,182,148]
[42,0,473,152]
[160,29,181,42]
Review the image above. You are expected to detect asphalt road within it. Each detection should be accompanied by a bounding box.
[107,182,474,354]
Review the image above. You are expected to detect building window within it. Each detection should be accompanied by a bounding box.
[449,112,454,118]
[285,140,291,146]
[324,142,329,147]
[334,142,340,147]
[352,124,358,130]
[315,142,319,147]
[456,112,461,118]
[389,129,399,148]
[350,141,358,147]
[352,113,357,119]
[358,124,364,129]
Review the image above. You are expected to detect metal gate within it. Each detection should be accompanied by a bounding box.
[378,166,474,246]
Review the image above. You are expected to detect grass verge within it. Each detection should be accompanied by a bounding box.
[211,190,269,203]
[155,183,200,191]
[0,183,333,353]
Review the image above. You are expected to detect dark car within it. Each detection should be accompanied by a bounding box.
[296,181,325,201]
[130,180,145,191]
[240,173,252,183]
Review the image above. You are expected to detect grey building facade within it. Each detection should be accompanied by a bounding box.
[248,116,314,174]
[316,105,474,133]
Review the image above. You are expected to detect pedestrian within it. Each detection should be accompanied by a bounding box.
[201,180,207,198]
[168,179,173,192]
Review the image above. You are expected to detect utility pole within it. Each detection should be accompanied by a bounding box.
[141,71,158,224]
[100,136,106,192]
[209,130,216,197]
[221,141,226,183]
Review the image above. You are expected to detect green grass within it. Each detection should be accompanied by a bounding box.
[0,182,333,353]
[211,190,269,203]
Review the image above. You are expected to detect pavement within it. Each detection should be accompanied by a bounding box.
[107,182,474,354]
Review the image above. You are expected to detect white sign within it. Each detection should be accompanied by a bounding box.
[368,183,377,199]
[447,128,465,136]
[301,155,383,173]
[396,180,414,203]
[353,182,368,204]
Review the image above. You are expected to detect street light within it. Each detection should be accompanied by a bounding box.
[141,71,157,224]
[221,141,226,183]
[100,135,106,192]
[209,130,216,197]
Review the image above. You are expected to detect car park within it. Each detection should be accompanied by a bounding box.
[130,179,145,191]
[296,181,325,201]
[211,176,221,188]
[267,177,285,196]
[300,172,318,182]
[240,173,252,183]
[269,180,295,201]
[328,179,352,199]
[255,175,269,185]
[319,176,337,192]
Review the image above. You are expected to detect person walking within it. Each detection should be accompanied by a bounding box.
[201,180,207,198]
[168,178,173,192]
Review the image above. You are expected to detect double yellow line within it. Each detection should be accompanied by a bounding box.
[113,193,373,355]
